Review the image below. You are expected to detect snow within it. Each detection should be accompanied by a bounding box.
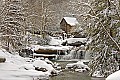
[29,37,86,51]
[30,45,73,51]
[49,36,62,46]
[78,2,90,7]
[33,53,56,57]
[75,68,86,72]
[66,60,90,71]
[92,71,104,78]
[0,63,48,80]
[0,49,25,65]
[0,49,49,80]
[63,17,79,26]
[106,70,120,80]
[76,61,89,69]
[103,7,108,17]
[44,58,54,66]
[33,59,57,74]
[20,63,35,70]
[64,38,87,44]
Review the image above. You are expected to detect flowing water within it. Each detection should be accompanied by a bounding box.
[50,70,91,80]
[50,61,105,80]
[50,47,105,80]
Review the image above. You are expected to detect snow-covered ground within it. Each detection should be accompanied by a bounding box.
[106,70,120,80]
[0,63,48,80]
[0,48,56,80]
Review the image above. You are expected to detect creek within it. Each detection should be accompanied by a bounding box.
[50,61,105,80]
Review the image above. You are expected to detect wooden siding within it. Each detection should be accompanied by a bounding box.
[60,18,76,34]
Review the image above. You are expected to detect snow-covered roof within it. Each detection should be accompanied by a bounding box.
[63,17,79,26]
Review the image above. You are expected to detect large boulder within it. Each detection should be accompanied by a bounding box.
[0,56,6,63]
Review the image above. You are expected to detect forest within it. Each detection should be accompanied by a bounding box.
[0,0,120,80]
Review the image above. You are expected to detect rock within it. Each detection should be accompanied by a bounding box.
[0,56,6,63]
[51,70,58,76]
[35,67,48,72]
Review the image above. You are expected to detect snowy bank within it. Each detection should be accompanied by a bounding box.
[0,49,49,80]
[106,70,120,80]
[0,63,49,80]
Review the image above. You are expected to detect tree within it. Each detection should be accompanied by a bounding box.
[82,0,120,77]
[0,0,26,52]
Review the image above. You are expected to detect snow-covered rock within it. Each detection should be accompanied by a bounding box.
[64,38,87,44]
[106,70,120,80]
[54,62,62,70]
[33,59,58,76]
[92,71,104,78]
[20,64,35,70]
[75,68,86,72]
[66,60,90,72]
[76,61,90,70]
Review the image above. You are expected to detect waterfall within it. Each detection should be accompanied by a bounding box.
[70,49,76,59]
[84,50,92,60]
[77,50,85,59]
[60,47,85,60]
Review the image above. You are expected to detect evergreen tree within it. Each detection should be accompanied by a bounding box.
[83,0,120,77]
